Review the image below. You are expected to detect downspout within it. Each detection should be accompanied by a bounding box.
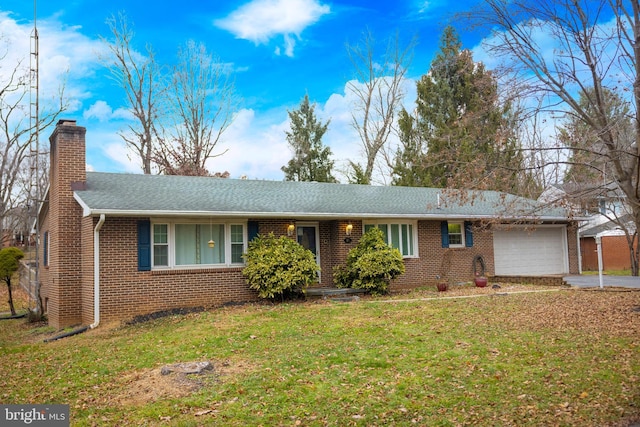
[577,225,582,274]
[90,214,106,329]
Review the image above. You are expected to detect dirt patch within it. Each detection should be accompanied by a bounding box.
[110,359,256,406]
[126,307,206,326]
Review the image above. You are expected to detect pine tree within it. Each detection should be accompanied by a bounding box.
[282,94,337,183]
[392,26,524,193]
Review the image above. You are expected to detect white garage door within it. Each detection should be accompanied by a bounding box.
[493,226,568,275]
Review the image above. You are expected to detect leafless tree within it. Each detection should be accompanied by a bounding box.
[0,46,65,247]
[346,30,415,184]
[466,0,640,273]
[154,41,239,176]
[101,12,163,174]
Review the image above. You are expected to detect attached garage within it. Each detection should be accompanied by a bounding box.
[493,226,569,275]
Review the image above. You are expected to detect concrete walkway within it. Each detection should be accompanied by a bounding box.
[563,275,640,289]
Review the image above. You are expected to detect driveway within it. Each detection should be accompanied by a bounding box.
[563,275,640,289]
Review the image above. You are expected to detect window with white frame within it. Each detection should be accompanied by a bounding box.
[447,222,464,247]
[153,224,169,266]
[152,221,246,268]
[364,221,417,257]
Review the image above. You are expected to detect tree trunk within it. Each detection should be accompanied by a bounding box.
[631,232,639,276]
[6,280,15,316]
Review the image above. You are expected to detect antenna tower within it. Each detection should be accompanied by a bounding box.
[28,0,42,316]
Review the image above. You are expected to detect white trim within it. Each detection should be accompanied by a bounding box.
[447,221,465,248]
[90,214,105,329]
[74,203,572,222]
[295,222,321,282]
[151,220,247,270]
[363,220,419,258]
[295,221,320,259]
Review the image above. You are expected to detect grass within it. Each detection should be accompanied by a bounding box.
[582,269,632,276]
[0,286,639,426]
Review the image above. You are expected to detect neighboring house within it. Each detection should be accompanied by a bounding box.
[580,214,635,271]
[2,206,30,248]
[539,182,634,271]
[38,120,579,329]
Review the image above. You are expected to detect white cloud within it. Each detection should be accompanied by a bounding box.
[208,76,419,183]
[215,0,330,57]
[83,100,131,122]
[206,108,290,179]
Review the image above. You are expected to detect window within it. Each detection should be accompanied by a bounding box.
[441,221,473,248]
[447,223,464,247]
[151,221,246,269]
[230,224,244,263]
[175,224,225,265]
[364,221,417,257]
[153,224,169,266]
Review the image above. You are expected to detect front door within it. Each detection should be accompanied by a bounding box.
[297,223,320,269]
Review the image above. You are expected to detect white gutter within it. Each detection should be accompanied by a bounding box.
[577,226,582,274]
[72,209,573,223]
[89,214,106,329]
[595,233,604,289]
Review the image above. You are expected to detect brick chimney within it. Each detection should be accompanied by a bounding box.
[46,119,86,328]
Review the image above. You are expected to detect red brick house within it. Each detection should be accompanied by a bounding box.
[38,120,579,329]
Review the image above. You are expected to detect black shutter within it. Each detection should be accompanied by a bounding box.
[248,221,259,241]
[137,220,151,271]
[464,221,473,247]
[441,221,449,248]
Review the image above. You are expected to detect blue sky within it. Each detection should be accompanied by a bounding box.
[1,0,488,181]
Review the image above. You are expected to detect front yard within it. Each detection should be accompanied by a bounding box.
[0,285,638,426]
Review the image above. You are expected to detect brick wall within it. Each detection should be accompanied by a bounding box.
[581,235,634,271]
[252,219,358,287]
[44,120,86,328]
[391,221,496,291]
[92,217,258,323]
[66,213,577,325]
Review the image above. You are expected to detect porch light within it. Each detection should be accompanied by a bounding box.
[208,239,215,248]
[345,223,353,236]
[287,223,295,236]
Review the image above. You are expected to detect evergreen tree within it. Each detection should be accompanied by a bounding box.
[282,94,337,183]
[392,26,524,193]
[391,109,431,187]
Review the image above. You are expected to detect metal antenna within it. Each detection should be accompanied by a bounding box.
[28,0,42,316]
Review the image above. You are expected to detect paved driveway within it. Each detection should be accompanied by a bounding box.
[563,275,640,289]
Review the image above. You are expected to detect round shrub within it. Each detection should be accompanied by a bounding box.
[243,233,320,300]
[333,227,405,295]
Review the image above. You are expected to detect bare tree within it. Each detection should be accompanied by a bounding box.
[346,30,415,184]
[154,41,238,176]
[0,47,65,247]
[466,0,640,273]
[101,12,163,174]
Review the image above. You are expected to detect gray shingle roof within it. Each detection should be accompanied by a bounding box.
[73,172,569,220]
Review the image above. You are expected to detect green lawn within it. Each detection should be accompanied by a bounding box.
[1,287,639,426]
[582,269,632,276]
